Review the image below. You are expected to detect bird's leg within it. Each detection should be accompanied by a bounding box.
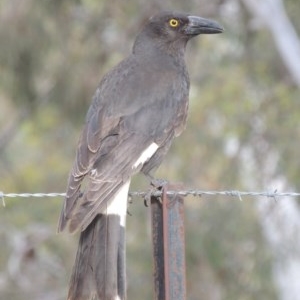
[143,174,168,206]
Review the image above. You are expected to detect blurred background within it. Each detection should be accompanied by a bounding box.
[1,0,300,299]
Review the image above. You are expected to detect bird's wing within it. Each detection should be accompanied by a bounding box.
[58,56,188,233]
[58,112,157,233]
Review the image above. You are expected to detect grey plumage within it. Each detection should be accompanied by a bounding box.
[58,11,223,300]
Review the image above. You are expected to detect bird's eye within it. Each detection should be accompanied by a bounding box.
[169,18,179,27]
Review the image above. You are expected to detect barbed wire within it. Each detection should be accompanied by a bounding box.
[1,189,300,207]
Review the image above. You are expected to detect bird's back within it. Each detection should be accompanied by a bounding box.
[59,49,190,233]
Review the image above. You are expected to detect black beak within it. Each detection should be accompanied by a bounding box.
[185,16,224,35]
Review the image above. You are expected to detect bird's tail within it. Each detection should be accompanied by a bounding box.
[67,213,126,300]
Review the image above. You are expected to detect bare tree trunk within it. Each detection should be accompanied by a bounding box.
[242,0,300,87]
[240,1,300,299]
[256,191,300,300]
[240,144,300,300]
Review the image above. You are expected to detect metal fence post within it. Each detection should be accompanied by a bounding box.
[151,184,186,300]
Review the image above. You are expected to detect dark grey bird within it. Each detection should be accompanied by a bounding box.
[58,11,223,300]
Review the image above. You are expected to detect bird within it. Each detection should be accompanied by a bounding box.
[58,11,223,300]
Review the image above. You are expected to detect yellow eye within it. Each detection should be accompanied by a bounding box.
[169,18,179,27]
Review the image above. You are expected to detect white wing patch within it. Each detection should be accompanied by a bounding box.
[106,179,131,227]
[133,143,159,169]
[101,143,159,227]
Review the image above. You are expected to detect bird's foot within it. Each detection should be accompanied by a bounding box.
[150,178,168,189]
[143,178,168,206]
[143,190,152,207]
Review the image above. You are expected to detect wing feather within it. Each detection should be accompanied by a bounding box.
[58,55,189,233]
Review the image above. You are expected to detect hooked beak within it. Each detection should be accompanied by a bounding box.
[185,16,224,35]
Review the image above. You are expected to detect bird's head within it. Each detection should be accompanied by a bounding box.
[148,12,223,40]
[133,11,223,55]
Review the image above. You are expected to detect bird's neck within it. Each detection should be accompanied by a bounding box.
[132,34,187,68]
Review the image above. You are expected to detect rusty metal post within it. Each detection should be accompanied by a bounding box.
[151,184,186,300]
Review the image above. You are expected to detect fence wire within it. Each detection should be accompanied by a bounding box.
[1,189,300,207]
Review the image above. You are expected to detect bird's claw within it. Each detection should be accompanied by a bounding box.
[150,178,168,189]
[144,190,152,207]
[143,178,168,206]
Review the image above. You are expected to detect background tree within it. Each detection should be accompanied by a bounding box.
[1,0,299,299]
